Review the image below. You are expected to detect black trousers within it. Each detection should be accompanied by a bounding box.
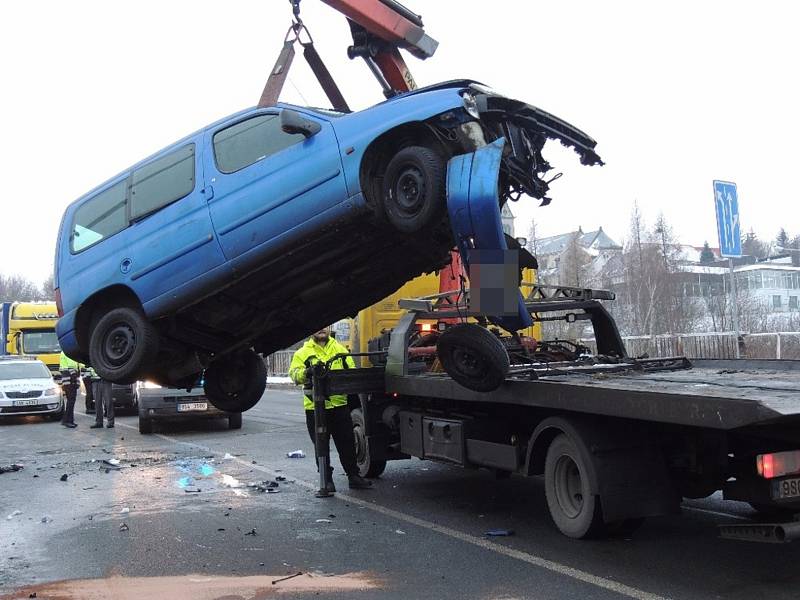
[61,383,77,424]
[94,379,114,425]
[305,406,358,477]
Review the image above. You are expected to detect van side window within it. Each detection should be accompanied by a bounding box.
[71,180,128,252]
[130,144,195,220]
[213,114,305,174]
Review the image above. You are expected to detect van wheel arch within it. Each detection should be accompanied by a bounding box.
[75,285,143,355]
[359,122,451,220]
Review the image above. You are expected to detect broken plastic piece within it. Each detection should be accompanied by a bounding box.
[395,529,406,535]
[287,450,306,458]
[245,528,257,536]
[119,523,129,532]
[485,528,515,536]
[59,473,68,482]
[315,518,332,523]
[121,507,130,514]
[6,510,22,520]
[0,464,23,474]
[41,516,52,523]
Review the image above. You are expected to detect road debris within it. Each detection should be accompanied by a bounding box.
[41,516,52,524]
[315,519,332,523]
[272,572,303,585]
[6,510,22,520]
[184,488,202,493]
[103,459,121,468]
[395,529,406,535]
[59,474,68,482]
[223,453,235,460]
[485,529,515,537]
[0,464,24,474]
[286,450,305,458]
[121,507,130,514]
[275,475,287,481]
[245,528,257,536]
[119,523,129,532]
[247,480,280,493]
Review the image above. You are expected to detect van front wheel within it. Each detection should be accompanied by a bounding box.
[89,307,159,384]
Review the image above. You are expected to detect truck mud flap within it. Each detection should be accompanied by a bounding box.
[446,138,533,333]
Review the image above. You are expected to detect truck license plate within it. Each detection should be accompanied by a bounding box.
[12,400,38,406]
[177,402,207,412]
[772,477,800,500]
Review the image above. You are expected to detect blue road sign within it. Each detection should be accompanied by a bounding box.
[713,180,741,258]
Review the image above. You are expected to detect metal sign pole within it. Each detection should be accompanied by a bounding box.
[311,363,333,497]
[728,258,741,359]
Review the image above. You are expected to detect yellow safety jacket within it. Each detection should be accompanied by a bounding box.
[289,337,355,411]
[59,352,81,371]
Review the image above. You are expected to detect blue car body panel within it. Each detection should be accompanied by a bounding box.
[447,139,533,332]
[54,79,601,377]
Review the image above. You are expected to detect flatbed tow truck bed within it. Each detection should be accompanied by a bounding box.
[385,359,800,431]
[312,286,800,542]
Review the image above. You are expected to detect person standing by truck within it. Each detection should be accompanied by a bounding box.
[90,378,114,429]
[58,352,80,428]
[289,327,371,491]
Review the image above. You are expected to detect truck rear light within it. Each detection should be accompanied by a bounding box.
[55,288,63,318]
[420,323,433,332]
[757,451,800,479]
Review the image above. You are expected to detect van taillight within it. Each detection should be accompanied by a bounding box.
[757,451,800,479]
[55,289,63,318]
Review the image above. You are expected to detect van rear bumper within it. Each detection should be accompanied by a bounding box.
[55,309,81,359]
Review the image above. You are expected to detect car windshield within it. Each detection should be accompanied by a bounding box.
[21,331,61,354]
[0,362,52,380]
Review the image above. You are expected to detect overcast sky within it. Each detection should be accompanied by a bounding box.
[1,0,797,284]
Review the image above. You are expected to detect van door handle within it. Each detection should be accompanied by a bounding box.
[201,185,214,200]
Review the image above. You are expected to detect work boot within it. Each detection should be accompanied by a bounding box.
[348,475,372,489]
[61,422,77,429]
[106,422,114,428]
[90,423,103,429]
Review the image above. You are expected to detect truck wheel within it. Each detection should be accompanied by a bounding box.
[544,433,606,539]
[89,307,159,384]
[138,415,153,434]
[204,350,266,412]
[352,408,387,478]
[381,145,446,233]
[228,412,243,430]
[436,324,509,392]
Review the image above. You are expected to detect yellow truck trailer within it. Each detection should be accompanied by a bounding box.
[4,301,61,373]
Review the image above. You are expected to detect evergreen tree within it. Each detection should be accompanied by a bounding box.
[699,241,715,264]
[777,228,790,249]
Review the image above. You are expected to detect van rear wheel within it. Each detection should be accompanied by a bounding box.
[204,350,266,412]
[381,145,446,233]
[89,307,159,384]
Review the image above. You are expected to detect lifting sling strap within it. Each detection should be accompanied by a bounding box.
[259,18,350,112]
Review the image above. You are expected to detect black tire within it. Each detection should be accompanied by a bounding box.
[351,408,387,478]
[89,307,159,384]
[436,324,510,392]
[544,433,606,539]
[228,412,243,430]
[204,350,266,412]
[606,517,645,538]
[138,415,153,435]
[381,145,446,233]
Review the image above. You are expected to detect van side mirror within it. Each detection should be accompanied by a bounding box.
[281,110,321,138]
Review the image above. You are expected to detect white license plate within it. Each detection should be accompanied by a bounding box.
[177,402,207,412]
[12,400,38,407]
[772,477,800,500]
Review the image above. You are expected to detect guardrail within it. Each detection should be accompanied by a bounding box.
[580,332,800,360]
[263,350,294,376]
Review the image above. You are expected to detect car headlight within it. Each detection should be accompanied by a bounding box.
[44,387,58,396]
[461,91,481,119]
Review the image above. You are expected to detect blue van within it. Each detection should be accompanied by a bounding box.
[55,80,601,412]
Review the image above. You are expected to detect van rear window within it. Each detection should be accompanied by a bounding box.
[71,180,127,252]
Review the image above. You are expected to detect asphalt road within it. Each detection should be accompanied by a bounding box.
[1,387,798,600]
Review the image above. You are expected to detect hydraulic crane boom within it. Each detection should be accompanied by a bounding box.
[321,0,438,95]
[259,0,437,108]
